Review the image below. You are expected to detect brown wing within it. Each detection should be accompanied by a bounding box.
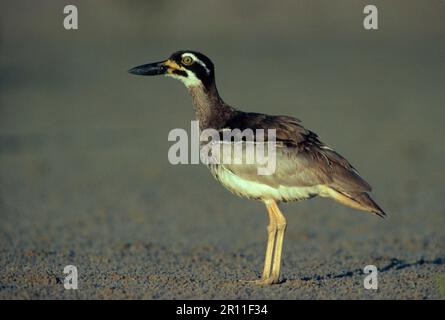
[221,111,372,192]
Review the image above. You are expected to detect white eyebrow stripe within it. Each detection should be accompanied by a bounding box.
[182,53,211,75]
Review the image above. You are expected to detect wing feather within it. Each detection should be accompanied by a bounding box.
[220,111,372,192]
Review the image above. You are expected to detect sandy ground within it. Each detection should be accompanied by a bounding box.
[1,1,444,299]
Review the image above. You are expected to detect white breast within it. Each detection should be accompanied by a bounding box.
[209,164,324,202]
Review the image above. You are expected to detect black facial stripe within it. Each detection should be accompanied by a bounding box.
[189,63,214,87]
[189,63,207,75]
[173,69,187,77]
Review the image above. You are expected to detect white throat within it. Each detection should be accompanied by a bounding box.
[165,69,202,88]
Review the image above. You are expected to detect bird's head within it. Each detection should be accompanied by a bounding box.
[129,50,215,89]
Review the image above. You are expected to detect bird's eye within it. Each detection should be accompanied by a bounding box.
[181,56,194,66]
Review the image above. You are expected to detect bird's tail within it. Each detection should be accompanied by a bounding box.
[328,188,386,218]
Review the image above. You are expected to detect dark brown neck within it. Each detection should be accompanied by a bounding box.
[187,83,233,130]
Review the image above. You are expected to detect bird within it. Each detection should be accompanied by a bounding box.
[129,50,385,285]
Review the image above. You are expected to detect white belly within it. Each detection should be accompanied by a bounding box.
[209,164,324,202]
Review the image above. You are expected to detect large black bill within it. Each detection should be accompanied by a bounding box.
[128,61,167,76]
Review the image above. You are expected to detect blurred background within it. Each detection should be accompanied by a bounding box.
[0,0,444,299]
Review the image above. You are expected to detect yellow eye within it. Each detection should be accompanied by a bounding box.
[182,56,194,66]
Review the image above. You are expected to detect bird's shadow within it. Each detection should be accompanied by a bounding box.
[291,257,445,283]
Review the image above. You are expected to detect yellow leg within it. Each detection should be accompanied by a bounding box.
[261,203,277,279]
[242,200,285,285]
[269,201,287,283]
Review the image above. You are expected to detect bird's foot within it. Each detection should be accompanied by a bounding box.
[240,277,282,285]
